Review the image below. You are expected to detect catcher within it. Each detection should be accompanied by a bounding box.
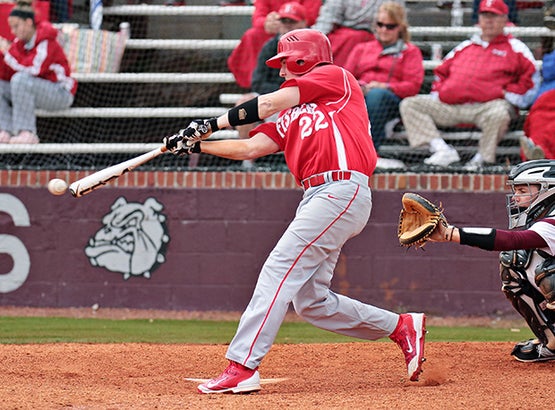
[399,159,555,363]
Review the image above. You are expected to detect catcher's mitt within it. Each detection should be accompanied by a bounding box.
[398,193,447,248]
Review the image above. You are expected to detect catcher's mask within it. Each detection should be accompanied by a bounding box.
[506,160,555,229]
[266,28,333,75]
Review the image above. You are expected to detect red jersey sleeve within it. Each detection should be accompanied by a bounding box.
[249,122,283,150]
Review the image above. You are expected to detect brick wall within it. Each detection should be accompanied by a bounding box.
[0,170,509,191]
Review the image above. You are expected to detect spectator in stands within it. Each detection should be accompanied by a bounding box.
[234,2,308,168]
[0,0,76,144]
[227,0,321,89]
[472,0,518,25]
[312,0,405,68]
[531,48,555,104]
[399,0,538,169]
[343,1,422,168]
[0,0,50,42]
[520,48,555,160]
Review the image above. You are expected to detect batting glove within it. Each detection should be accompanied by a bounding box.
[176,120,209,144]
[163,133,201,156]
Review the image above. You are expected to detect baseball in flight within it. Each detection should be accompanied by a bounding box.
[47,178,68,196]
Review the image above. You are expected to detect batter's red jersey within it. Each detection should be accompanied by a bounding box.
[251,64,377,185]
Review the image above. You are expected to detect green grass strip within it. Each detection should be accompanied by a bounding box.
[0,316,534,344]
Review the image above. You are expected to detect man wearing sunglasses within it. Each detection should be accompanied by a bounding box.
[399,0,538,170]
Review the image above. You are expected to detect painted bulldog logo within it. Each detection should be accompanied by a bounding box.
[85,197,170,279]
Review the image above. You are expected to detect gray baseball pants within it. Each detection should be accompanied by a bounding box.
[225,171,400,369]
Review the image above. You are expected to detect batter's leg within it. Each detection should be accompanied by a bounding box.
[225,180,372,369]
[292,250,399,340]
[293,268,426,381]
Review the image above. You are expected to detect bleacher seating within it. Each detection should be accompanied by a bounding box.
[1,0,552,171]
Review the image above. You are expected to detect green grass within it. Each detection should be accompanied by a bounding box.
[0,316,534,344]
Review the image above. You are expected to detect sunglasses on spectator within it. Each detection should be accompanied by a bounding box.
[376,21,399,30]
[280,18,299,24]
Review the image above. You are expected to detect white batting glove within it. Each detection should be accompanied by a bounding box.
[178,120,209,144]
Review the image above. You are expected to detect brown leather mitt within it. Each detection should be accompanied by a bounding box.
[398,193,447,248]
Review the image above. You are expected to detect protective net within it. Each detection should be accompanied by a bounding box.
[0,1,551,173]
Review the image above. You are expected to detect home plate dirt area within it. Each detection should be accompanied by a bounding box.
[0,342,553,409]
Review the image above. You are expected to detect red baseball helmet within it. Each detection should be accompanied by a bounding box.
[266,29,333,75]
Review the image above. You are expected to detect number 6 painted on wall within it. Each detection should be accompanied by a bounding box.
[0,194,31,293]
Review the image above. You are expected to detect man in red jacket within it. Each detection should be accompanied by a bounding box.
[227,0,321,90]
[399,0,538,170]
[0,2,76,144]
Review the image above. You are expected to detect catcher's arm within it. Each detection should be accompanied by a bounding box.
[429,223,459,243]
[414,196,536,250]
[427,214,501,248]
[431,224,504,252]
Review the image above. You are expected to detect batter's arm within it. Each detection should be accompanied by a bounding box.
[200,133,279,161]
[211,86,300,131]
[258,87,300,118]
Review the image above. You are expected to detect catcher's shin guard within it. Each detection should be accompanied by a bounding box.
[500,259,555,345]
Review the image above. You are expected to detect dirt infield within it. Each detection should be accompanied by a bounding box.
[1,342,552,409]
[0,308,551,409]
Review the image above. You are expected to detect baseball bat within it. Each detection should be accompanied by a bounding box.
[69,146,167,198]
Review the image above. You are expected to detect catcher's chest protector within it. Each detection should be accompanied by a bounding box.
[522,204,555,308]
[499,249,555,344]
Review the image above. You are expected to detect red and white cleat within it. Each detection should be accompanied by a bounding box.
[389,313,427,381]
[198,361,261,394]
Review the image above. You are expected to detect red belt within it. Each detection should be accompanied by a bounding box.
[301,171,352,190]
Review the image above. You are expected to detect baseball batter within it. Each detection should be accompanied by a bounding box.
[164,29,426,394]
[430,160,555,362]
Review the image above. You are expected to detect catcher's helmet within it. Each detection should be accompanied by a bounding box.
[506,160,555,229]
[266,29,333,75]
